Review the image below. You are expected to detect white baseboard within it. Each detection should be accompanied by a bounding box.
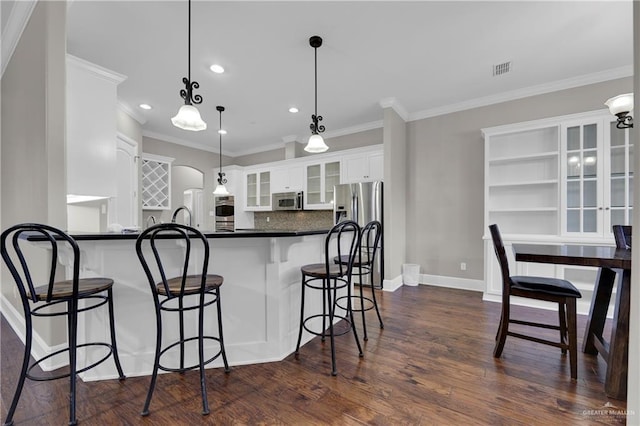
[0,294,68,371]
[382,275,403,292]
[420,274,484,292]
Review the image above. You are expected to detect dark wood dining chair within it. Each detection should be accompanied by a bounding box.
[612,225,632,249]
[489,224,582,379]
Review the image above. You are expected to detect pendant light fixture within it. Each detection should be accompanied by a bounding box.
[605,93,634,129]
[213,106,229,195]
[171,0,207,131]
[305,35,329,153]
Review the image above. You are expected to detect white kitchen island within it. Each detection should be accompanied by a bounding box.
[58,229,336,381]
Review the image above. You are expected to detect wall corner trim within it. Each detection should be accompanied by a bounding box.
[1,0,38,78]
[379,97,409,122]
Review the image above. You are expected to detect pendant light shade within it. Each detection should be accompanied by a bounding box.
[172,0,206,131]
[305,133,329,153]
[172,104,207,131]
[213,106,229,195]
[605,93,634,129]
[305,35,328,153]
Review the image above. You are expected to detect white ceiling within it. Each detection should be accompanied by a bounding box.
[62,1,633,156]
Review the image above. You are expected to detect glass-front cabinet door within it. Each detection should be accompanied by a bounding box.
[564,121,601,234]
[561,116,633,237]
[608,120,633,227]
[245,170,271,210]
[305,159,341,209]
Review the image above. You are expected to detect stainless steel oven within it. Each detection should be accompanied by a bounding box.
[214,195,234,232]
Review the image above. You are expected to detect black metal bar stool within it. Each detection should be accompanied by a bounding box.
[135,223,230,417]
[295,220,363,376]
[1,223,125,426]
[335,220,384,340]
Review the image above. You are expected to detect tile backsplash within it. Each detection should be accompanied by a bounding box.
[254,210,334,231]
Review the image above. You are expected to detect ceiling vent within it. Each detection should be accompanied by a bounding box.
[493,61,511,76]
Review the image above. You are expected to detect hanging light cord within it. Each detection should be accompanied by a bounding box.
[178,0,201,106]
[309,36,324,135]
[217,106,226,185]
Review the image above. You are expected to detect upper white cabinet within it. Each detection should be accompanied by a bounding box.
[271,165,303,193]
[141,154,174,210]
[66,55,126,198]
[245,169,271,211]
[484,124,560,236]
[305,159,341,210]
[342,150,383,183]
[561,116,633,237]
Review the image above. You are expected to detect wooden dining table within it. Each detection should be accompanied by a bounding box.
[512,243,632,400]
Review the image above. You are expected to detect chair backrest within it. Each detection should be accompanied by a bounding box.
[612,225,632,250]
[135,223,209,299]
[489,224,511,296]
[360,220,382,266]
[1,223,80,304]
[325,220,361,279]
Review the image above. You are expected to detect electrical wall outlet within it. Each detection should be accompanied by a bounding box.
[267,217,270,222]
[460,262,467,271]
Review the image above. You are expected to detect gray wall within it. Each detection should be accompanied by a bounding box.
[1,1,67,345]
[406,76,633,280]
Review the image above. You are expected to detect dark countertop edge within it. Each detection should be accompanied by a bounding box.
[25,229,329,241]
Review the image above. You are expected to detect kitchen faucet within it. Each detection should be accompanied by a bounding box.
[146,215,156,229]
[171,206,192,227]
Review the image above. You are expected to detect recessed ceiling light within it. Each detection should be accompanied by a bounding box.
[218,129,227,135]
[139,103,152,110]
[289,107,299,113]
[210,64,225,74]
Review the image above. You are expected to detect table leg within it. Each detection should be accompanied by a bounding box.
[604,268,629,400]
[582,267,616,354]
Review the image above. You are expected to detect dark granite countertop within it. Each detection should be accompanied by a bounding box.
[60,228,329,241]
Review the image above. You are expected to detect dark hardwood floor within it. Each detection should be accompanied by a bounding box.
[1,285,627,425]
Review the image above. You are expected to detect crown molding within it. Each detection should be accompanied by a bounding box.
[66,54,127,84]
[379,97,409,121]
[1,0,38,78]
[322,119,384,140]
[118,102,147,125]
[282,134,299,143]
[143,130,219,154]
[408,65,633,122]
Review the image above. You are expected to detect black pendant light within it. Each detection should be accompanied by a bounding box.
[305,35,329,153]
[213,106,229,195]
[171,0,207,131]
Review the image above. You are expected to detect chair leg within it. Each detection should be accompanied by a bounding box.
[368,266,384,329]
[295,273,307,356]
[347,279,364,358]
[566,299,578,380]
[179,299,185,372]
[142,305,163,416]
[216,289,231,373]
[107,288,126,380]
[68,300,79,426]
[321,278,327,342]
[198,293,210,415]
[558,302,568,355]
[494,299,509,358]
[3,308,33,426]
[328,278,337,376]
[358,269,368,341]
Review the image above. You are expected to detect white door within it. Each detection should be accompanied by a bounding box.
[115,134,139,227]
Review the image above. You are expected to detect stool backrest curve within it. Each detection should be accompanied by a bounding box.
[1,223,80,304]
[360,220,382,266]
[325,220,360,280]
[136,223,209,299]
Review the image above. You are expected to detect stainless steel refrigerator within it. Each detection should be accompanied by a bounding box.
[333,181,384,287]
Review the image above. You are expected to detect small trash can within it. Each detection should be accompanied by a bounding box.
[402,264,420,286]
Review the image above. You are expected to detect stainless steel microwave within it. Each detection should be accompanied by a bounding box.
[272,191,303,211]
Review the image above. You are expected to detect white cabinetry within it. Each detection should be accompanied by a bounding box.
[342,149,383,183]
[66,55,126,198]
[561,116,633,237]
[271,165,303,192]
[141,154,174,210]
[483,110,632,316]
[245,169,271,211]
[304,159,341,210]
